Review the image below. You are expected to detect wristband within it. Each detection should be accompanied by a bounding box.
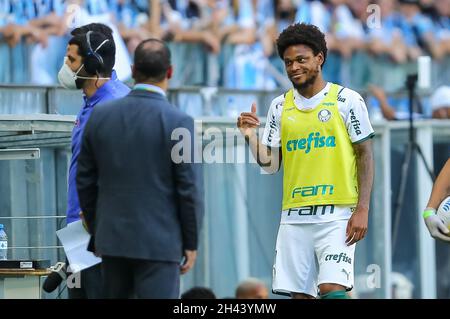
[423,208,436,219]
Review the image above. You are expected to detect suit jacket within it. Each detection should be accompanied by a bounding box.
[76,89,204,262]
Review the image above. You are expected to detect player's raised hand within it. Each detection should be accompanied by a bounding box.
[237,102,260,138]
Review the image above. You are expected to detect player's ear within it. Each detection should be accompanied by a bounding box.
[167,66,173,80]
[316,52,324,69]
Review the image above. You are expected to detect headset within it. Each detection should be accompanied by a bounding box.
[84,31,110,75]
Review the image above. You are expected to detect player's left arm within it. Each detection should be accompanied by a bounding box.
[426,159,450,210]
[343,89,375,246]
[423,159,450,242]
[346,140,374,246]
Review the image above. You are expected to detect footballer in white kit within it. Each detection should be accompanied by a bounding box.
[237,23,374,299]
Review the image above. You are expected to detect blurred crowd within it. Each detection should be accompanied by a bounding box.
[0,0,449,102]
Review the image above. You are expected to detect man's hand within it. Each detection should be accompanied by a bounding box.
[79,211,89,233]
[424,214,450,243]
[80,211,101,256]
[237,103,260,138]
[346,209,368,246]
[180,250,197,275]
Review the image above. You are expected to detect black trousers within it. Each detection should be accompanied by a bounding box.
[101,256,180,299]
[67,262,103,299]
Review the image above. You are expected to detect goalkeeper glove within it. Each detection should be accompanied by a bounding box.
[423,209,450,243]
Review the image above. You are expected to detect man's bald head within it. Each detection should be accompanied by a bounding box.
[133,39,172,83]
[235,278,269,299]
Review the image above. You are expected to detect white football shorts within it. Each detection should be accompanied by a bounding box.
[272,219,355,297]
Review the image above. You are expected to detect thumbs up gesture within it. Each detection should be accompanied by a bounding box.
[237,102,260,138]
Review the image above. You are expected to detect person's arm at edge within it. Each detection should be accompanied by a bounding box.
[423,159,450,242]
[426,159,450,209]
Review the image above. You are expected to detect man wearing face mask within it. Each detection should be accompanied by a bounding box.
[60,23,130,299]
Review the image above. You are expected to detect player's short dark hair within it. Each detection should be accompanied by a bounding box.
[398,0,420,5]
[133,38,171,82]
[68,31,115,76]
[276,23,328,67]
[181,287,216,299]
[71,23,114,40]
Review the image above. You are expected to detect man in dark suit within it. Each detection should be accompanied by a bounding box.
[76,38,204,299]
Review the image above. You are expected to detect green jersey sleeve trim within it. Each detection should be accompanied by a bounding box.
[353,132,375,144]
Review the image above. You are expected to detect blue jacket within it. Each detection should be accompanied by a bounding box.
[66,71,130,224]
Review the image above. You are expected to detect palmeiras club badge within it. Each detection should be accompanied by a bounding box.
[318,109,331,122]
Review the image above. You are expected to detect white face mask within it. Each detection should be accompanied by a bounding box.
[57,57,111,90]
[58,58,84,89]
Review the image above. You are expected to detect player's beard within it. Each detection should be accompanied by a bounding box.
[291,65,320,92]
